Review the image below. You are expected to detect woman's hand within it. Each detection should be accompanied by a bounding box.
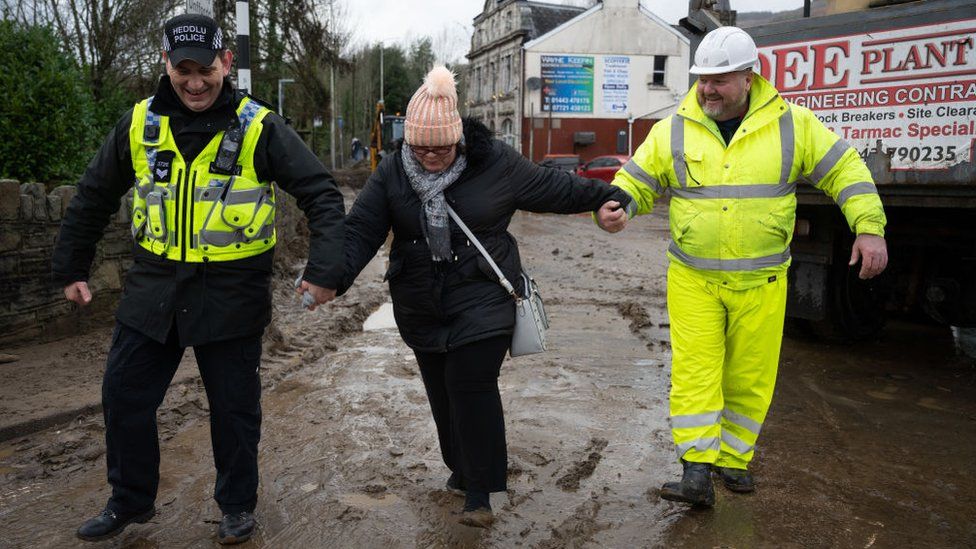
[295,279,337,311]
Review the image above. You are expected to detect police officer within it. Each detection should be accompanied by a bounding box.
[52,14,344,543]
[596,26,888,506]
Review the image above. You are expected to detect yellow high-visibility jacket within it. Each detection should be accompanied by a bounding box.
[613,74,886,289]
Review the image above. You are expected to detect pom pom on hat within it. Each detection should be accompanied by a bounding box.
[404,65,463,146]
[423,66,458,100]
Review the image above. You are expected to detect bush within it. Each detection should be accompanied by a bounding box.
[0,21,96,185]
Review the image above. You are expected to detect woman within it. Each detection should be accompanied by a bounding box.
[338,66,630,527]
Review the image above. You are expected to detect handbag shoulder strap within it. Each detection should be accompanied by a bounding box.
[446,205,517,298]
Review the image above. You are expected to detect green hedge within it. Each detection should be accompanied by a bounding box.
[0,21,96,185]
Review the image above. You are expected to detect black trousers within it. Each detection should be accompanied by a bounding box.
[102,322,262,515]
[414,335,510,493]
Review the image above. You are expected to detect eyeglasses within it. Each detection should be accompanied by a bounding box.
[411,145,454,157]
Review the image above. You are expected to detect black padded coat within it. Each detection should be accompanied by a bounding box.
[339,119,630,353]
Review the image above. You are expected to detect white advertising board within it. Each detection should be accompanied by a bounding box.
[602,56,630,114]
[757,18,976,171]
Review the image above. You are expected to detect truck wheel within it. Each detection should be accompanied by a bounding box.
[809,242,887,342]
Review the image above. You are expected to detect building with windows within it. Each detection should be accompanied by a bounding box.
[466,0,587,147]
[521,0,690,160]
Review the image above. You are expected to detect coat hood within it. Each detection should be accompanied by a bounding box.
[461,117,496,167]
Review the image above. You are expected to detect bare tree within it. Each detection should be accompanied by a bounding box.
[276,0,349,127]
[4,0,179,98]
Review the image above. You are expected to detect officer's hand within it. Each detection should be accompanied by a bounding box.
[596,201,627,233]
[296,280,337,311]
[64,281,92,306]
[849,234,888,279]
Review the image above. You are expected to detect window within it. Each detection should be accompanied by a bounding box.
[589,157,619,168]
[652,56,667,86]
[503,55,511,91]
[502,118,513,145]
[475,67,482,101]
[490,62,496,96]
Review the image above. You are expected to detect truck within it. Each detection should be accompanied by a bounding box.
[368,100,406,172]
[685,0,976,339]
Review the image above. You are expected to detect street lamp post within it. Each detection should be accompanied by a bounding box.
[278,78,295,118]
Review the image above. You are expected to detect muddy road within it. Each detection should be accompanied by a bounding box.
[1,205,975,548]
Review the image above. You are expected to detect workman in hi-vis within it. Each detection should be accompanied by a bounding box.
[52,14,344,544]
[596,26,888,506]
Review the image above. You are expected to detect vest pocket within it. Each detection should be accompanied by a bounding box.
[198,176,275,249]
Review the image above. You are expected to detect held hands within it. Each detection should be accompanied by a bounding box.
[849,234,888,280]
[295,279,337,311]
[596,201,627,233]
[64,281,92,306]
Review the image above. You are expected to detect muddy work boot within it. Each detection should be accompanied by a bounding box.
[458,490,494,528]
[76,507,155,542]
[714,466,755,493]
[217,511,256,545]
[660,461,715,507]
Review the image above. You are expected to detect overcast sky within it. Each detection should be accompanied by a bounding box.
[344,0,806,61]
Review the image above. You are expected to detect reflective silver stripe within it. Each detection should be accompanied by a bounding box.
[622,160,663,195]
[625,198,638,219]
[135,180,153,199]
[225,188,269,205]
[811,138,852,185]
[671,182,796,200]
[194,187,267,204]
[195,187,222,201]
[722,408,763,435]
[779,108,794,184]
[671,116,687,188]
[675,437,720,458]
[197,224,274,248]
[671,410,722,429]
[721,430,754,455]
[668,241,791,271]
[835,181,878,208]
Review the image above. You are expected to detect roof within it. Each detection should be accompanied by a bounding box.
[524,1,690,50]
[523,1,588,40]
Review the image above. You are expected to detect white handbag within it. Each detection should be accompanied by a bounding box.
[446,206,549,357]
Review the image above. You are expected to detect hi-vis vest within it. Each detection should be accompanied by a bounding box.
[612,74,886,290]
[128,96,277,262]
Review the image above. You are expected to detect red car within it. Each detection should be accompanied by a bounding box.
[576,155,630,183]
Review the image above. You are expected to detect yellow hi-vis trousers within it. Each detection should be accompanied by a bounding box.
[667,261,787,470]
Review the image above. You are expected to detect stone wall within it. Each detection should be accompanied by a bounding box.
[0,180,134,348]
[0,180,307,349]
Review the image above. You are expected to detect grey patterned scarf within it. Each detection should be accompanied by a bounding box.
[401,141,468,262]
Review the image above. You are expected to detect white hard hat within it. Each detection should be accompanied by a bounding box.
[690,26,758,75]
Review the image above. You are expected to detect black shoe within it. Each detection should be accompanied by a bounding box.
[714,466,755,493]
[660,461,715,507]
[218,511,256,545]
[446,472,465,496]
[76,507,154,542]
[459,490,493,528]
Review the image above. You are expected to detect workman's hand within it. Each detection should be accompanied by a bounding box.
[849,234,888,280]
[596,200,627,233]
[295,280,337,311]
[64,281,92,306]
